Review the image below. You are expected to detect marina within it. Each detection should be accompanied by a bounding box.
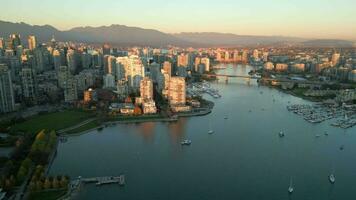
[287,104,356,129]
[188,82,222,98]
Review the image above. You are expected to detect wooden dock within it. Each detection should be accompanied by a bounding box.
[80,175,125,186]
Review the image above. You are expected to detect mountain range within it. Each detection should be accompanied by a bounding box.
[0,20,354,48]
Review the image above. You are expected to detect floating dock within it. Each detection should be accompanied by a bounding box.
[80,175,125,186]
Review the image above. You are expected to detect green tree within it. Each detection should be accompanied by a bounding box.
[29,181,36,191]
[36,180,43,191]
[16,166,28,183]
[60,176,68,188]
[44,177,52,190]
[52,177,59,189]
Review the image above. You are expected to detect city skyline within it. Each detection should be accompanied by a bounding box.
[1,0,356,40]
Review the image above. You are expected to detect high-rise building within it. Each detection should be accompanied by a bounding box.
[163,61,172,76]
[103,73,115,89]
[332,53,341,66]
[66,49,77,74]
[75,69,96,92]
[53,49,62,71]
[57,66,70,89]
[116,79,129,100]
[224,51,230,61]
[20,67,37,103]
[64,77,78,102]
[168,77,186,105]
[81,52,92,69]
[177,53,189,67]
[0,64,15,113]
[140,77,154,100]
[0,38,4,49]
[10,34,21,49]
[201,57,210,72]
[28,35,37,50]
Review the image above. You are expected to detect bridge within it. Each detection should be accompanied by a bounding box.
[203,73,324,85]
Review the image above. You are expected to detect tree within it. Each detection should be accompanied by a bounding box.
[134,106,142,115]
[35,130,46,141]
[36,180,43,191]
[52,177,59,189]
[29,181,36,191]
[60,176,68,188]
[44,177,52,189]
[16,166,28,183]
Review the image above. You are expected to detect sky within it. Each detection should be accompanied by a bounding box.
[0,0,355,40]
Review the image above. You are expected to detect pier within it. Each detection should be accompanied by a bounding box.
[81,175,125,186]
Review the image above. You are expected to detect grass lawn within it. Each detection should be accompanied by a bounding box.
[291,87,307,97]
[29,190,67,200]
[10,110,94,134]
[65,120,100,134]
[114,114,163,121]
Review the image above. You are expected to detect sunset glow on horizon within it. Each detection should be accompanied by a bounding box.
[0,0,356,40]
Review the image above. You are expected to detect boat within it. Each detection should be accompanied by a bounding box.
[340,145,344,150]
[279,131,285,138]
[97,126,104,131]
[329,174,335,184]
[224,116,228,120]
[288,178,294,194]
[315,134,321,138]
[208,120,214,134]
[181,140,192,145]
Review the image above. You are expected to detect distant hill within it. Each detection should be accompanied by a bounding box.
[65,25,192,47]
[0,20,192,47]
[301,39,355,48]
[172,32,306,47]
[0,20,60,43]
[0,20,354,48]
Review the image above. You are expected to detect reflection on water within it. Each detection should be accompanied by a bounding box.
[168,117,188,143]
[137,122,156,142]
[50,64,356,200]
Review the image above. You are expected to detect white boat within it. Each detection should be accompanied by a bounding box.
[208,120,214,134]
[181,140,192,145]
[288,178,294,194]
[279,131,285,137]
[329,174,335,184]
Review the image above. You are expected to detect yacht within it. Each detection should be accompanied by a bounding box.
[181,140,192,145]
[329,174,335,184]
[279,131,285,138]
[288,178,294,194]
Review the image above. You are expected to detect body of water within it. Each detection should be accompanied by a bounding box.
[50,64,356,200]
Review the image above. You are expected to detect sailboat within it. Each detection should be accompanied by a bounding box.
[288,178,294,194]
[208,119,214,134]
[329,174,335,184]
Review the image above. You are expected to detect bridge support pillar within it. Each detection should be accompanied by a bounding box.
[225,76,228,83]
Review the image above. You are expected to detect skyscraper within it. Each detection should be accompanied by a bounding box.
[162,61,172,76]
[20,67,37,103]
[332,53,341,66]
[140,77,153,100]
[177,53,189,67]
[66,49,77,74]
[0,64,15,113]
[168,77,186,105]
[28,35,37,50]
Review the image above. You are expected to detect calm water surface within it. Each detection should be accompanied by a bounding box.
[50,64,356,200]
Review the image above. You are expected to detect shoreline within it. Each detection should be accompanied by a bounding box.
[59,103,214,137]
